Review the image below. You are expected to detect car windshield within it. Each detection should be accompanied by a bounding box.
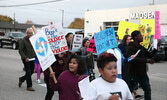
[12,33,25,38]
[161,36,167,44]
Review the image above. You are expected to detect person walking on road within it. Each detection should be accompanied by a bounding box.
[127,30,158,100]
[85,52,133,100]
[80,38,95,81]
[18,28,35,91]
[118,35,143,99]
[107,34,134,79]
[49,54,87,100]
[44,52,69,100]
[34,54,41,84]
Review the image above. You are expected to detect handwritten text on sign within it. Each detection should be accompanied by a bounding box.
[72,34,83,51]
[154,11,161,39]
[43,24,68,54]
[94,28,118,55]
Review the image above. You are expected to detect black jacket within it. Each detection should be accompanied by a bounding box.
[19,36,35,60]
[127,42,157,76]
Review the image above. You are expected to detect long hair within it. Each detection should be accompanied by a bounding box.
[66,54,87,75]
[82,38,89,47]
[65,32,73,47]
[65,32,73,39]
[121,35,130,46]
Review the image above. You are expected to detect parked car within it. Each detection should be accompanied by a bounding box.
[0,32,26,49]
[0,31,5,39]
[160,36,167,60]
[149,35,167,61]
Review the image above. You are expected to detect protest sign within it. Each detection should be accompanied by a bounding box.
[117,21,139,39]
[138,25,151,48]
[140,19,155,48]
[139,25,152,49]
[154,11,161,39]
[94,28,117,55]
[78,76,90,99]
[141,19,155,35]
[30,31,56,71]
[43,23,68,54]
[72,34,83,51]
[87,36,97,53]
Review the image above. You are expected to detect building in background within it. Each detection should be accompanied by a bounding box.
[0,22,84,37]
[84,4,167,37]
[0,22,45,33]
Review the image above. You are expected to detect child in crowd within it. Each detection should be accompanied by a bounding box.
[84,52,133,100]
[34,54,41,84]
[44,52,69,100]
[107,34,134,79]
[50,54,87,100]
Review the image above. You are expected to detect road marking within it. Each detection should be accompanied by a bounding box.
[39,83,46,87]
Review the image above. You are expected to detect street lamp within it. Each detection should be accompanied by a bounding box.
[60,9,64,28]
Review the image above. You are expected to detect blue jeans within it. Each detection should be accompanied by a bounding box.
[129,74,151,100]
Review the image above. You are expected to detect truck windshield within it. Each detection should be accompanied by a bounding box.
[12,33,25,38]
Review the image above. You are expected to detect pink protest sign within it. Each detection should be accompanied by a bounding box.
[87,36,97,53]
[154,11,161,39]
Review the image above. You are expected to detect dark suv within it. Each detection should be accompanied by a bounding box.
[0,32,26,49]
[150,35,167,61]
[0,31,5,39]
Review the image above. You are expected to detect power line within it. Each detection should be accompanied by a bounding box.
[0,0,64,7]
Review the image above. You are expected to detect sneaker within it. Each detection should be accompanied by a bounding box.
[27,87,35,91]
[37,79,41,84]
[135,95,144,99]
[18,77,22,87]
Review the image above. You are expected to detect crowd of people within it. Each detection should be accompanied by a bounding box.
[17,28,159,100]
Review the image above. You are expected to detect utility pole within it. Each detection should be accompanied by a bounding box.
[13,13,15,28]
[152,0,154,5]
[60,9,64,28]
[149,0,155,5]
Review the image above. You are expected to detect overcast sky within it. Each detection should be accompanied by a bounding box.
[0,0,167,27]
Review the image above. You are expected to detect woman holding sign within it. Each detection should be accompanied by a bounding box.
[80,38,95,81]
[118,35,131,83]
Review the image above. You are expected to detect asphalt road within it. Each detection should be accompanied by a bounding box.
[0,46,167,100]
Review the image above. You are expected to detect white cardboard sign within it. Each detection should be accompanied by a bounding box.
[30,31,56,71]
[43,23,68,54]
[72,34,83,51]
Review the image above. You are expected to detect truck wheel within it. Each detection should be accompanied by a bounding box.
[12,42,17,49]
